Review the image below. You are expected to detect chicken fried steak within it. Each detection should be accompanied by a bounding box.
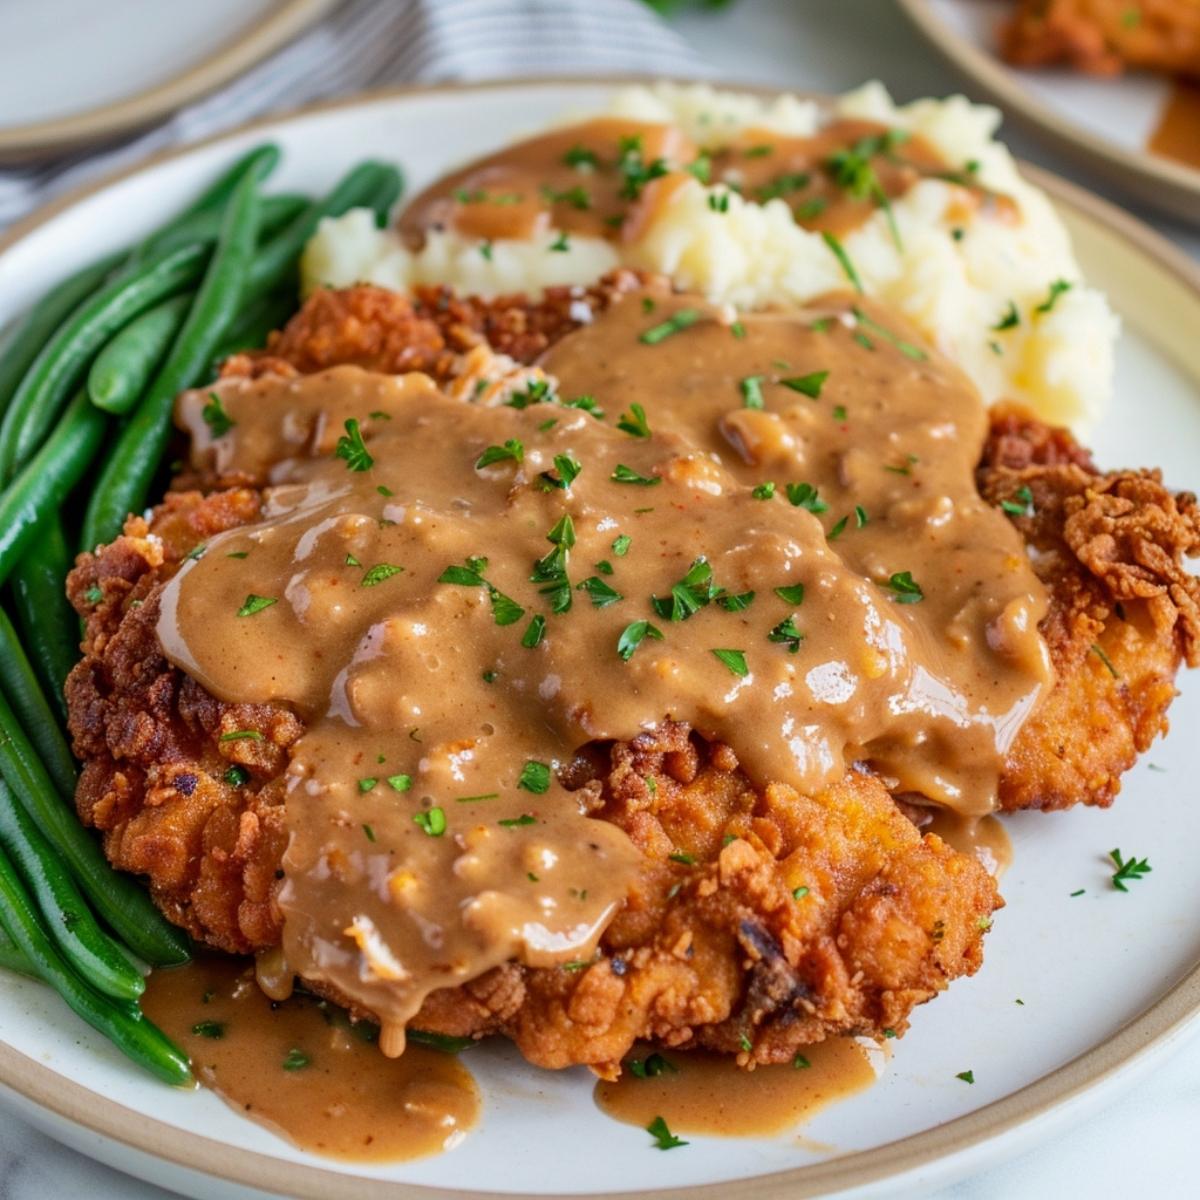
[66,280,1199,1074]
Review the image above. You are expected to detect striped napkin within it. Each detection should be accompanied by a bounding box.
[0,0,708,229]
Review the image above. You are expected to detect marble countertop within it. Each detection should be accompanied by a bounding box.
[2,2,1197,1198]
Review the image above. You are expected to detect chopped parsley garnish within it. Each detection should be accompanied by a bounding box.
[1110,848,1151,891]
[855,505,869,527]
[479,239,493,261]
[628,1053,677,1078]
[439,563,486,587]
[595,560,614,575]
[456,793,499,804]
[334,418,373,471]
[827,515,849,541]
[646,1115,688,1151]
[202,392,235,437]
[785,482,828,513]
[617,619,664,661]
[549,231,571,253]
[219,729,264,742]
[751,481,776,501]
[852,307,927,360]
[577,575,623,608]
[387,774,412,792]
[639,308,701,345]
[616,133,670,200]
[781,370,829,399]
[236,594,277,617]
[282,1048,310,1071]
[992,301,1020,331]
[1091,643,1120,679]
[740,375,765,409]
[739,1033,753,1052]
[563,144,598,170]
[84,585,103,605]
[883,1028,897,1039]
[413,807,446,837]
[498,814,536,828]
[539,452,582,491]
[522,614,547,648]
[361,563,403,587]
[224,765,250,787]
[192,1021,225,1039]
[833,404,847,422]
[652,558,720,621]
[362,824,376,842]
[767,615,804,653]
[730,320,746,339]
[564,393,604,419]
[716,590,755,611]
[475,439,524,468]
[358,777,377,793]
[489,589,525,626]
[506,378,555,409]
[793,1052,812,1068]
[821,231,863,293]
[1001,485,1035,517]
[1035,279,1072,314]
[518,760,552,794]
[883,571,924,603]
[756,171,810,202]
[773,584,805,605]
[227,550,248,559]
[712,648,749,677]
[612,534,632,557]
[686,154,712,184]
[745,143,774,158]
[611,463,660,486]
[956,1070,975,1085]
[793,886,810,899]
[795,197,828,220]
[531,514,575,613]
[617,402,652,438]
[708,191,730,213]
[1070,888,1086,897]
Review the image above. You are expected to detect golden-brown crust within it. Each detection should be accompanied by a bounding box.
[999,0,1200,78]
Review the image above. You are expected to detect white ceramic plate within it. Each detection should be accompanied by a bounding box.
[898,0,1200,225]
[1,80,1199,1200]
[0,0,335,163]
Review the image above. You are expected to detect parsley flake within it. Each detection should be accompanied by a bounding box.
[712,648,748,677]
[334,418,373,471]
[237,594,277,617]
[202,393,235,437]
[781,370,829,399]
[518,761,552,794]
[475,439,524,469]
[883,571,924,603]
[646,1115,688,1151]
[1110,848,1151,891]
[413,808,446,837]
[618,619,664,661]
[640,308,700,345]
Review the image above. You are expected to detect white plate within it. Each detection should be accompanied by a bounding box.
[0,0,335,163]
[898,0,1200,225]
[1,80,1199,1200]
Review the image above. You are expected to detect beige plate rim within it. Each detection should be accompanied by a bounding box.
[0,0,337,163]
[0,76,1199,1200]
[896,0,1200,215]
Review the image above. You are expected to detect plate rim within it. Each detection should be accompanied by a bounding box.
[896,0,1200,221]
[0,0,338,163]
[0,75,1198,1200]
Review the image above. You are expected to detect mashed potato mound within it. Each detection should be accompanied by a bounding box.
[302,82,1118,429]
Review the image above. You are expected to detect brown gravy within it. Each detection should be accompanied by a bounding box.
[400,115,1008,247]
[925,810,1013,877]
[594,1040,876,1139]
[1148,80,1200,170]
[141,955,479,1161]
[159,285,1048,1057]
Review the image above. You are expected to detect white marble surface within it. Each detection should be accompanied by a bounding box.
[2,2,1198,1198]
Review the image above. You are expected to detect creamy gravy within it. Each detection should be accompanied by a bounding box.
[400,115,1008,246]
[594,1040,876,1138]
[924,811,1013,877]
[159,286,1048,1052]
[141,955,478,1160]
[1148,81,1200,170]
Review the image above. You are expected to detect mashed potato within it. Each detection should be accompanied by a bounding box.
[302,82,1118,429]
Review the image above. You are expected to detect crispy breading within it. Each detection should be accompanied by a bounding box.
[999,0,1200,77]
[980,405,1200,810]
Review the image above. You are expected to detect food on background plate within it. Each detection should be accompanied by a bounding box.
[0,82,1196,1160]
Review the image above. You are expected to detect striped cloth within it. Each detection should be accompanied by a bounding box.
[0,0,708,229]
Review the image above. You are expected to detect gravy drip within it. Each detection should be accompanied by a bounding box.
[158,287,1048,1050]
[1148,81,1200,169]
[399,116,1010,246]
[594,1041,876,1138]
[141,956,478,1161]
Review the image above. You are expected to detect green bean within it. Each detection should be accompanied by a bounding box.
[141,192,308,262]
[0,685,189,965]
[0,610,77,798]
[365,167,405,227]
[0,393,107,587]
[0,844,190,1084]
[0,776,142,1000]
[0,243,208,483]
[242,161,393,304]
[82,173,263,552]
[0,919,33,977]
[87,294,191,414]
[9,517,78,719]
[172,143,279,222]
[209,289,295,367]
[0,254,123,422]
